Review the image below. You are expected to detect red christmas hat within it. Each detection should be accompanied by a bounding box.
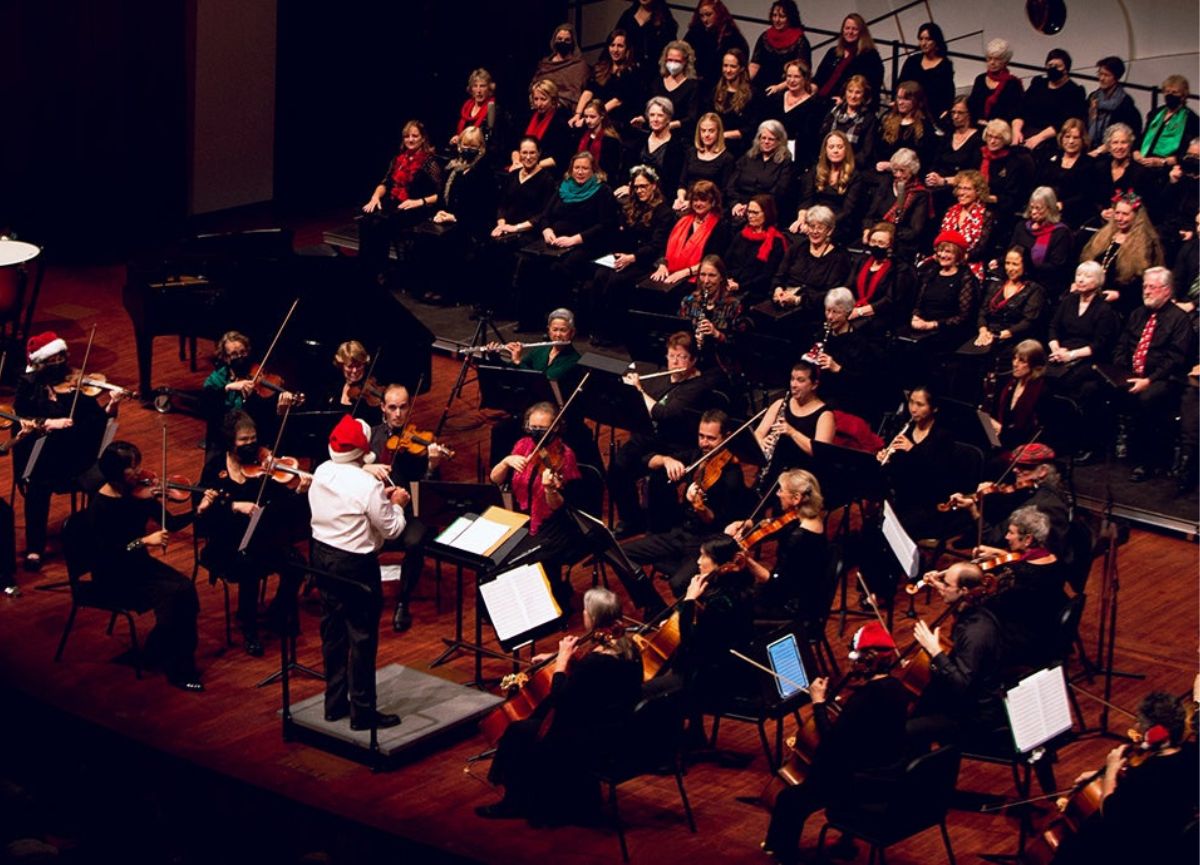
[328,415,375,464]
[26,331,67,367]
[849,621,895,659]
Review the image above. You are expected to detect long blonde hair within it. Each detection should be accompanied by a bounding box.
[1081,202,1164,284]
[815,131,856,195]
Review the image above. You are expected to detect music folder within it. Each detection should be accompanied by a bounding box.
[1003,665,1074,754]
[478,562,563,651]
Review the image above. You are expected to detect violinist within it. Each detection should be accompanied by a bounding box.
[364,383,444,632]
[610,331,715,538]
[0,417,40,596]
[906,562,1007,751]
[726,468,826,621]
[202,331,300,458]
[946,442,1070,559]
[762,621,910,865]
[622,410,751,599]
[197,411,310,657]
[973,505,1069,674]
[309,415,409,731]
[320,340,382,425]
[489,401,582,611]
[89,441,218,692]
[14,332,120,573]
[1052,691,1198,864]
[476,587,642,825]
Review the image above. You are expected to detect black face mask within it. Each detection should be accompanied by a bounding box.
[36,364,66,384]
[1045,66,1065,83]
[1165,93,1184,110]
[1183,156,1200,176]
[228,356,252,376]
[869,245,889,260]
[235,443,261,465]
[459,147,480,161]
[555,40,574,56]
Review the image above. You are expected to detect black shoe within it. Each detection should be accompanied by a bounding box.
[243,635,264,657]
[324,706,349,723]
[1129,465,1151,483]
[167,676,205,693]
[392,602,412,633]
[613,520,644,540]
[475,799,524,819]
[350,712,401,731]
[22,554,41,573]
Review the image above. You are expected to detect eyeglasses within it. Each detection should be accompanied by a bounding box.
[632,182,652,190]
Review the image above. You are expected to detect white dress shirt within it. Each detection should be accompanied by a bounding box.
[309,460,406,554]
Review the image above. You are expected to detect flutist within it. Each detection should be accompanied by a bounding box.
[877,385,955,540]
[484,308,580,382]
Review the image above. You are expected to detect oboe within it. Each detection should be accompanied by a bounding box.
[878,420,912,466]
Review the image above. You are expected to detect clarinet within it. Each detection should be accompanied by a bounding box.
[694,284,709,349]
[756,400,786,494]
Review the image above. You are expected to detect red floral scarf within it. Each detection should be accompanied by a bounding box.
[388,148,429,203]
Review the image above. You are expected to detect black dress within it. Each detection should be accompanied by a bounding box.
[677,147,736,197]
[899,55,956,124]
[794,169,866,247]
[761,92,828,168]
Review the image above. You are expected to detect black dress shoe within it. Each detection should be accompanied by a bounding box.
[243,636,264,658]
[1129,465,1151,482]
[167,676,205,693]
[324,707,349,723]
[392,602,412,633]
[350,712,401,731]
[22,554,41,573]
[474,799,524,819]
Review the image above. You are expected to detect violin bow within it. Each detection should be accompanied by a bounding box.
[253,401,295,508]
[976,427,1045,546]
[855,570,901,657]
[68,324,98,422]
[530,371,590,455]
[160,422,168,542]
[729,648,809,694]
[249,298,299,394]
[681,406,767,475]
[737,476,781,541]
[350,346,383,418]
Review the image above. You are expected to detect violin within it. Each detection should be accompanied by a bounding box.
[691,449,735,513]
[248,364,306,405]
[527,435,566,487]
[905,554,1021,594]
[53,371,138,400]
[0,405,43,432]
[937,478,1037,512]
[130,470,218,503]
[238,445,308,489]
[736,509,800,549]
[346,377,385,407]
[385,423,456,460]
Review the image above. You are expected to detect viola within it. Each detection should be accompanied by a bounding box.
[131,470,218,503]
[248,363,305,405]
[0,405,42,432]
[691,449,735,514]
[936,478,1037,512]
[385,423,456,460]
[238,445,308,489]
[736,509,800,549]
[53,370,138,400]
[346,377,385,407]
[527,436,565,486]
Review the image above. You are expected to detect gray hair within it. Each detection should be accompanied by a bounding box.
[750,119,791,163]
[806,204,835,228]
[1143,266,1174,293]
[779,468,823,517]
[645,95,675,120]
[890,147,920,175]
[825,287,855,313]
[984,118,1013,145]
[1075,260,1105,286]
[1009,506,1050,545]
[583,587,623,629]
[548,307,575,328]
[986,38,1013,63]
[1026,186,1062,223]
[1103,122,1134,147]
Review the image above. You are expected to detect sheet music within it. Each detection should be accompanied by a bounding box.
[1005,666,1073,754]
[435,515,474,546]
[881,500,921,580]
[592,254,617,269]
[976,409,1004,449]
[21,436,45,482]
[238,504,265,553]
[452,517,511,556]
[479,563,561,642]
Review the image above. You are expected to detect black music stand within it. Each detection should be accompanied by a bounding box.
[435,308,508,437]
[737,332,799,405]
[476,363,562,416]
[940,397,1002,453]
[626,311,690,364]
[576,353,657,488]
[427,512,529,686]
[411,480,506,525]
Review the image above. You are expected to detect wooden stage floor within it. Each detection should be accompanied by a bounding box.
[0,260,1195,864]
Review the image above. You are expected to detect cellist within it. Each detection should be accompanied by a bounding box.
[762,621,910,865]
[1052,691,1198,864]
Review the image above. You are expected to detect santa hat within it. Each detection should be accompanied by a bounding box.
[328,415,375,464]
[1141,724,1171,750]
[848,621,895,660]
[26,331,68,370]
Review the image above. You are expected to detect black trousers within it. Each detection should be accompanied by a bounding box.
[103,558,201,681]
[621,526,703,598]
[380,516,431,606]
[313,541,384,723]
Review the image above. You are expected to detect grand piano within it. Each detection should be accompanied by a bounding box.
[122,228,434,404]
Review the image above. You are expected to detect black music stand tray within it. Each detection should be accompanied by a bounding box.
[626,310,690,364]
[427,513,529,686]
[476,363,562,416]
[737,332,799,403]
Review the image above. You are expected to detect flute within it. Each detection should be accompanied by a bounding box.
[623,368,677,382]
[457,340,571,357]
[878,420,912,466]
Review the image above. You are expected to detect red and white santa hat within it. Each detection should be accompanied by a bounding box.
[848,621,896,660]
[328,415,376,464]
[26,331,68,370]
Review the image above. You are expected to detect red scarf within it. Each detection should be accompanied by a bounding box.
[666,212,719,273]
[525,107,556,140]
[883,178,930,225]
[980,145,1009,183]
[855,259,891,306]
[740,224,787,262]
[388,148,428,203]
[983,69,1016,119]
[578,130,603,163]
[764,26,804,51]
[456,97,494,135]
[818,46,856,98]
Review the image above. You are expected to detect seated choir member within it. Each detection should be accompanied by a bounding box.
[860,147,931,265]
[197,411,310,657]
[726,468,826,622]
[621,410,751,598]
[846,222,916,339]
[762,621,909,865]
[363,383,449,633]
[14,332,122,574]
[90,441,217,692]
[766,205,850,333]
[475,587,643,825]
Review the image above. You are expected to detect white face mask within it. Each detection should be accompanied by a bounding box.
[665,60,684,76]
